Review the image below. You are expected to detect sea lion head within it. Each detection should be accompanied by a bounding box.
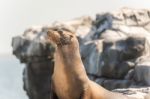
[47,27,76,47]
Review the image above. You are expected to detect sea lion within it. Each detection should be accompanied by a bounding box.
[47,28,136,99]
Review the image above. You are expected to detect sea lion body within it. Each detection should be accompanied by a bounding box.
[47,28,135,99]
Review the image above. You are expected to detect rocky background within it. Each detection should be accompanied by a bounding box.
[12,8,150,99]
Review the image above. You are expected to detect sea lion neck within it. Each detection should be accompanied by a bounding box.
[52,40,89,99]
[56,44,85,68]
[54,43,89,82]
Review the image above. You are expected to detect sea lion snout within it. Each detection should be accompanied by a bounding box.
[47,29,74,46]
[47,30,61,45]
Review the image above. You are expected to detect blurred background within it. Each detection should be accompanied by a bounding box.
[0,0,150,99]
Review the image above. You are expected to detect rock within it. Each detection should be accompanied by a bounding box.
[100,36,145,79]
[121,36,146,61]
[134,58,150,86]
[103,79,133,90]
[93,13,113,39]
[12,8,150,99]
[96,78,133,90]
[12,26,55,99]
[124,69,135,80]
[113,87,150,99]
[23,60,54,99]
[95,78,105,85]
[101,38,127,78]
[80,40,103,76]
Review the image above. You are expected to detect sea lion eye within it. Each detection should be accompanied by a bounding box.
[70,35,73,38]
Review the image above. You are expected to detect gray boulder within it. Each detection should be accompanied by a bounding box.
[134,58,150,86]
[12,26,55,99]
